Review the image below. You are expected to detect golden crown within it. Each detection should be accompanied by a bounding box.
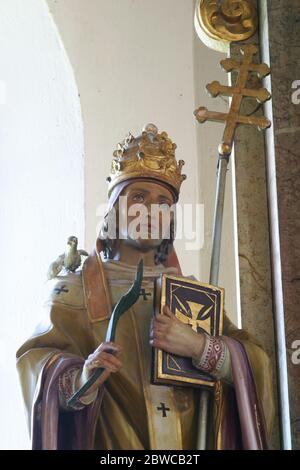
[106,123,187,199]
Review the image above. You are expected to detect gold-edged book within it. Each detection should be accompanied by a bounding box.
[151,274,224,389]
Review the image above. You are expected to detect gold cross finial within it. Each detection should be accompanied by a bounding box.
[194,45,271,156]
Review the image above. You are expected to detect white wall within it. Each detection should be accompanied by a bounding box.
[0,0,84,449]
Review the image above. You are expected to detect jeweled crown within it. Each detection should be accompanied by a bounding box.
[106,124,187,199]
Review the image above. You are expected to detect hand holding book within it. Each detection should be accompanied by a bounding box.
[151,274,224,388]
[150,304,207,362]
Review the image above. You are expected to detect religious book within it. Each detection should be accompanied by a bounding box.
[151,274,224,389]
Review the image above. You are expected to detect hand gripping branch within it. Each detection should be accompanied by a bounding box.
[67,259,144,407]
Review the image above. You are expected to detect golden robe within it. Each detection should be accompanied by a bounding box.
[16,254,274,450]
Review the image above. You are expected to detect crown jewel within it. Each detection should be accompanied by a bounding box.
[106,123,186,199]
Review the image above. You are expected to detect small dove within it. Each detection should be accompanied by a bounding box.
[47,236,89,280]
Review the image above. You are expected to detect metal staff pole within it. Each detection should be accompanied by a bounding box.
[194,44,274,449]
[196,150,229,450]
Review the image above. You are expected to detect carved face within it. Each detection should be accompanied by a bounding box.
[116,180,176,251]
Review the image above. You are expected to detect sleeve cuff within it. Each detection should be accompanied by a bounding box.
[58,366,98,410]
[192,334,233,384]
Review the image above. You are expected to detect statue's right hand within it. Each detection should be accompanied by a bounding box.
[77,341,123,396]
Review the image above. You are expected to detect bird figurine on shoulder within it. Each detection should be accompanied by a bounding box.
[47,236,89,280]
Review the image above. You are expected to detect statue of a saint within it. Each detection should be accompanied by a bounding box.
[16,124,274,449]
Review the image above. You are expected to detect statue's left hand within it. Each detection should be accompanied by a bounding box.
[150,305,206,360]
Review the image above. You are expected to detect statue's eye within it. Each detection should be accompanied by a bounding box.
[132,193,145,202]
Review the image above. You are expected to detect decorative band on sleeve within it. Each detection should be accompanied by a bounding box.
[192,334,228,378]
[58,366,86,411]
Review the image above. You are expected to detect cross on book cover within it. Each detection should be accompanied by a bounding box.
[151,274,224,389]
